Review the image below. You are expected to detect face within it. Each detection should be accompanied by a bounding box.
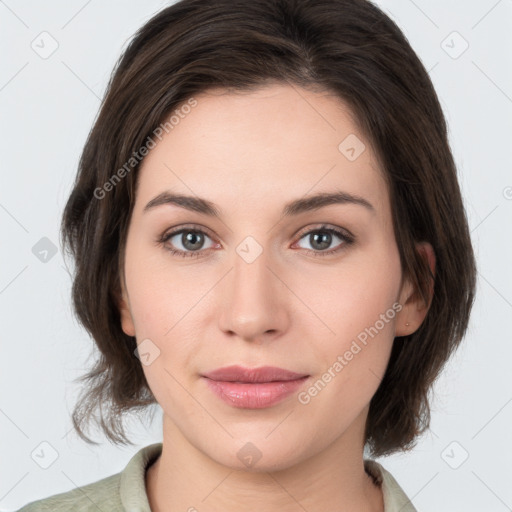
[118,83,429,471]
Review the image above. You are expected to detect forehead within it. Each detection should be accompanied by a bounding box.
[135,83,389,218]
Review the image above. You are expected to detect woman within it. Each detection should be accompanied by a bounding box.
[17,0,476,510]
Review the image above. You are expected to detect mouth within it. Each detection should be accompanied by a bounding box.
[201,365,310,409]
[201,364,309,383]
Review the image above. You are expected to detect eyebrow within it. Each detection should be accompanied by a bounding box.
[143,190,375,217]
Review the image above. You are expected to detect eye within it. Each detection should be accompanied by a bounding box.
[158,223,355,259]
[158,225,217,259]
[293,225,354,257]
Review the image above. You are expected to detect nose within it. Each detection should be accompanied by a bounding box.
[217,246,289,344]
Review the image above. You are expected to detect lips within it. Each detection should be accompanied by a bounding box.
[201,365,310,409]
[201,365,309,383]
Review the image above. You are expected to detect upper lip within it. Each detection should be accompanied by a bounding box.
[201,365,309,383]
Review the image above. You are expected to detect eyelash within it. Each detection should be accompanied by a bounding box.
[157,223,355,259]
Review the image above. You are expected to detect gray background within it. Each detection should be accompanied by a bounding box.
[1,0,511,510]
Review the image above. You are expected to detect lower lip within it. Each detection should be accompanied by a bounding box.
[203,376,309,409]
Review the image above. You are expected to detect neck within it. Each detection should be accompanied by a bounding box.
[145,413,384,512]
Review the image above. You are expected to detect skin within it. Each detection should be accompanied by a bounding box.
[118,83,435,512]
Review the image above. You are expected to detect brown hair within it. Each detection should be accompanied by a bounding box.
[61,0,477,458]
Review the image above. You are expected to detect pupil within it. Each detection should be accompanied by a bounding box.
[184,232,203,250]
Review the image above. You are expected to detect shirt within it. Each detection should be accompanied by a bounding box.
[16,442,417,511]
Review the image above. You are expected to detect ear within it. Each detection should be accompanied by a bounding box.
[395,242,436,337]
[117,272,136,337]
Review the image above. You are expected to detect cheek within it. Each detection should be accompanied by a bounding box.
[123,240,210,372]
[296,260,401,424]
[305,250,401,336]
[297,244,402,384]
[125,266,198,412]
[124,235,183,336]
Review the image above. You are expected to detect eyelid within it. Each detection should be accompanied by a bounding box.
[160,223,217,241]
[294,222,354,241]
[160,222,354,242]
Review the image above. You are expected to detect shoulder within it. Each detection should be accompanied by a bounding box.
[15,443,162,512]
[15,472,123,512]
